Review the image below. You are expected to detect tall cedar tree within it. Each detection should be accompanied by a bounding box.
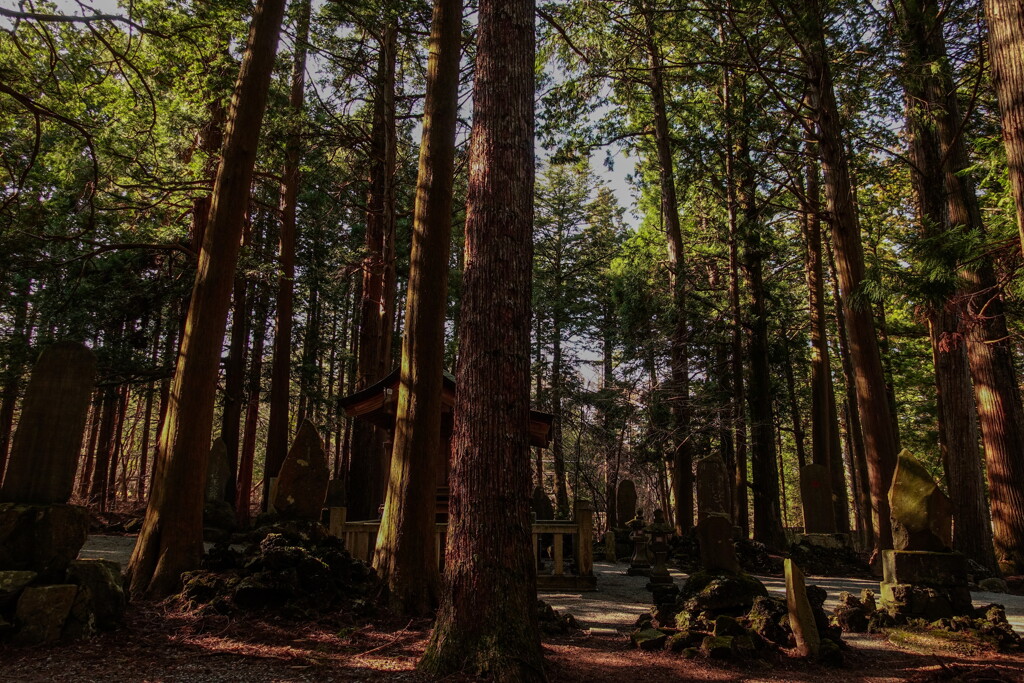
[418,0,545,679]
[265,0,312,504]
[983,0,1024,248]
[897,0,996,569]
[798,0,899,555]
[349,20,399,520]
[373,0,462,616]
[125,0,287,599]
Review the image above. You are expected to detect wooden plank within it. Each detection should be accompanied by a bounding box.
[553,534,564,576]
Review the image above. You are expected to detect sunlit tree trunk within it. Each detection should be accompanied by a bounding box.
[373,0,462,617]
[126,0,287,598]
[419,0,544,677]
[801,0,899,556]
[983,0,1024,248]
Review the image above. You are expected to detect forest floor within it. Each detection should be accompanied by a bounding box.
[1,535,1022,682]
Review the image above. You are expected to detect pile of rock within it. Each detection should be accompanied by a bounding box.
[179,520,377,617]
[537,599,581,635]
[0,343,127,644]
[788,536,870,577]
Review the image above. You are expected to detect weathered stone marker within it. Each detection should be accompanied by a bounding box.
[889,449,952,552]
[646,509,675,589]
[626,509,651,576]
[616,479,637,530]
[697,514,740,574]
[880,449,971,619]
[696,456,731,522]
[532,486,555,520]
[0,342,96,504]
[205,438,230,504]
[785,558,820,658]
[799,463,837,534]
[273,419,330,521]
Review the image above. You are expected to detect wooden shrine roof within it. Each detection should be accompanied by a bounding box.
[338,368,554,448]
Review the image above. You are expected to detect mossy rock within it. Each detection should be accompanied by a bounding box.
[682,647,700,659]
[713,614,746,637]
[701,634,734,659]
[748,595,790,645]
[680,570,768,614]
[818,638,844,666]
[632,627,668,651]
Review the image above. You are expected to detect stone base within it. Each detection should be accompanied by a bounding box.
[880,582,973,620]
[0,503,90,581]
[799,533,850,550]
[646,573,674,590]
[627,564,652,577]
[882,550,967,586]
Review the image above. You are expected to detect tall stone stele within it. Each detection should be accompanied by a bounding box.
[880,450,971,619]
[0,342,97,504]
[272,419,330,521]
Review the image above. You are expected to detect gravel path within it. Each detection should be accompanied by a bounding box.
[81,536,1024,633]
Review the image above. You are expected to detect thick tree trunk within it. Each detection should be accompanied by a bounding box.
[642,4,691,535]
[349,21,399,520]
[373,0,462,617]
[418,0,544,678]
[802,0,899,555]
[264,0,311,505]
[898,0,996,569]
[126,0,287,599]
[983,0,1024,247]
[237,287,269,528]
[551,314,570,518]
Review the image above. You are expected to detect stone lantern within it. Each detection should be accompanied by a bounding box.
[625,509,651,576]
[645,509,674,589]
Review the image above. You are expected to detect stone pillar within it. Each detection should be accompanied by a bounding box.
[575,499,594,577]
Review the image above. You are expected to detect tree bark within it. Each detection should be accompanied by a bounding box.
[264,0,311,505]
[126,0,287,599]
[349,20,399,520]
[373,0,462,617]
[418,0,544,677]
[801,0,899,555]
[897,0,996,569]
[983,0,1024,247]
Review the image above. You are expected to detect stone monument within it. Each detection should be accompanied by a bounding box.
[695,455,731,522]
[645,509,675,589]
[697,514,740,574]
[616,480,637,530]
[785,558,821,658]
[273,419,330,521]
[880,449,971,619]
[0,342,125,644]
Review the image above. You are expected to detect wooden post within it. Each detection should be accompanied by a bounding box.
[553,534,564,576]
[575,499,594,577]
[329,506,346,537]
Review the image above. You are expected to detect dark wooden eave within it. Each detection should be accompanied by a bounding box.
[338,368,554,448]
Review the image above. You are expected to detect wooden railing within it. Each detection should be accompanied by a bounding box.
[330,500,596,591]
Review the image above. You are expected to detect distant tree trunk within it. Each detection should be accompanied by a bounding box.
[349,20,399,520]
[0,278,31,482]
[642,2,691,535]
[898,0,996,569]
[89,387,118,512]
[237,286,270,528]
[983,0,1024,248]
[726,155,749,538]
[801,0,899,556]
[373,0,461,618]
[602,310,619,531]
[801,145,849,530]
[551,299,570,518]
[126,0,287,599]
[264,0,311,506]
[827,240,875,548]
[782,344,808,470]
[737,109,785,549]
[78,393,101,500]
[106,384,129,508]
[418,0,544,677]
[220,276,248,505]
